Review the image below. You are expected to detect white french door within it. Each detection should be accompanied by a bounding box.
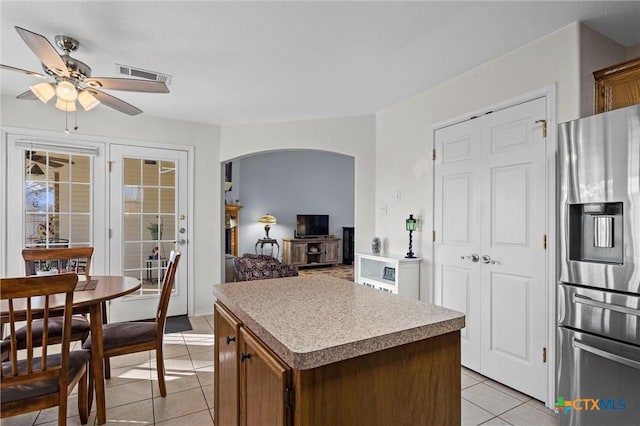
[108,144,189,322]
[433,97,547,400]
[3,131,189,323]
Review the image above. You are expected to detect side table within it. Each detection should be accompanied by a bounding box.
[255,238,280,258]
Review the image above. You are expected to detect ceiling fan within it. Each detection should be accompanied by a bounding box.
[1,26,169,116]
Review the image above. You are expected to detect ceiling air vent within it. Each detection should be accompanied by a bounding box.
[116,64,171,84]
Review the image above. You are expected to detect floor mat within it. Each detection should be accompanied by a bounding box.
[159,315,192,334]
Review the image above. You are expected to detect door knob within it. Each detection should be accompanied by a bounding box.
[481,255,498,265]
[460,254,480,263]
[226,336,236,345]
[240,353,252,362]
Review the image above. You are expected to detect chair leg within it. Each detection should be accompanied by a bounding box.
[104,357,111,379]
[87,364,94,416]
[78,368,89,424]
[102,301,111,380]
[58,394,68,426]
[156,345,167,397]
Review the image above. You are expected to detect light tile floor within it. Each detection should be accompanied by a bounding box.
[3,315,557,425]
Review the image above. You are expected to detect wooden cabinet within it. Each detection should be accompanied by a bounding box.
[215,302,292,426]
[214,300,461,426]
[240,328,292,426]
[322,239,339,264]
[594,57,640,113]
[355,253,421,300]
[286,240,307,265]
[214,304,241,426]
[282,237,340,267]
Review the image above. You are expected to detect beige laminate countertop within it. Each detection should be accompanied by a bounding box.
[212,275,465,370]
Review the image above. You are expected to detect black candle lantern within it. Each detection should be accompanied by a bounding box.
[405,214,416,258]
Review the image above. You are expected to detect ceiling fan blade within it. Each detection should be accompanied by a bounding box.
[15,26,69,77]
[29,152,74,165]
[88,89,142,116]
[48,156,74,164]
[16,90,39,100]
[47,160,66,168]
[85,77,169,93]
[1,64,47,79]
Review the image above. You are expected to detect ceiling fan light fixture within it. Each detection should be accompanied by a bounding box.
[55,80,78,102]
[30,82,55,103]
[55,98,76,112]
[78,90,100,111]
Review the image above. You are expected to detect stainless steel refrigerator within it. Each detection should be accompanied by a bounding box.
[557,104,640,426]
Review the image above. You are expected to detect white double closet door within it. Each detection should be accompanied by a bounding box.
[434,97,547,400]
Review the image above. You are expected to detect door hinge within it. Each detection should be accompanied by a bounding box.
[108,228,112,239]
[107,160,113,172]
[432,149,436,161]
[286,386,295,410]
[543,234,547,250]
[535,119,547,138]
[542,347,547,363]
[432,231,436,242]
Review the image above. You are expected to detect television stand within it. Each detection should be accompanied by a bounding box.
[282,237,340,267]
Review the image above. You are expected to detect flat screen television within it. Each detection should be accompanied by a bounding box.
[296,214,329,238]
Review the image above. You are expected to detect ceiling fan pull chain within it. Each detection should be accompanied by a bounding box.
[74,109,79,131]
[65,107,69,135]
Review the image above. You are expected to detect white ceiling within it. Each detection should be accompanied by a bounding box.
[1,1,639,126]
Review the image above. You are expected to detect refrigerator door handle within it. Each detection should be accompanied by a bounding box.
[573,293,640,317]
[573,338,640,370]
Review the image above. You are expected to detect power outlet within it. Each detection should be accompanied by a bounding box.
[378,203,388,215]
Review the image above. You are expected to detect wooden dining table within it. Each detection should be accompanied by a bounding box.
[0,274,141,425]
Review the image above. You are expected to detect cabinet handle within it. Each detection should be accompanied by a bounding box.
[240,353,252,362]
[226,336,236,345]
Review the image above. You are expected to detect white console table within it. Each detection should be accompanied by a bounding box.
[355,253,421,300]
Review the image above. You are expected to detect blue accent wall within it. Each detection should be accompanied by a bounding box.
[235,150,354,260]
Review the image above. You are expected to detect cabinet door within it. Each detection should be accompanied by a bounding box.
[240,327,291,426]
[214,302,241,426]
[594,58,640,113]
[291,242,307,265]
[323,240,339,264]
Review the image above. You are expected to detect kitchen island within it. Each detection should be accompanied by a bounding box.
[213,275,465,426]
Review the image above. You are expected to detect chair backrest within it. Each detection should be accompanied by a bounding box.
[1,273,78,391]
[156,250,181,331]
[22,247,94,276]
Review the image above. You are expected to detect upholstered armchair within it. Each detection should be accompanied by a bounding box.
[233,254,298,281]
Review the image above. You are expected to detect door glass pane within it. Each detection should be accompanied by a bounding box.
[122,157,178,296]
[24,150,92,248]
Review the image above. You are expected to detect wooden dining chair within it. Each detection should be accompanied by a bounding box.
[1,273,90,425]
[22,247,94,276]
[7,247,97,350]
[83,250,181,398]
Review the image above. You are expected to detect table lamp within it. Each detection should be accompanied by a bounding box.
[259,214,276,239]
[405,214,416,258]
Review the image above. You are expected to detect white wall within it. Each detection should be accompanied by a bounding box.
[0,95,221,316]
[236,150,354,258]
[626,44,640,60]
[375,22,582,302]
[220,114,375,257]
